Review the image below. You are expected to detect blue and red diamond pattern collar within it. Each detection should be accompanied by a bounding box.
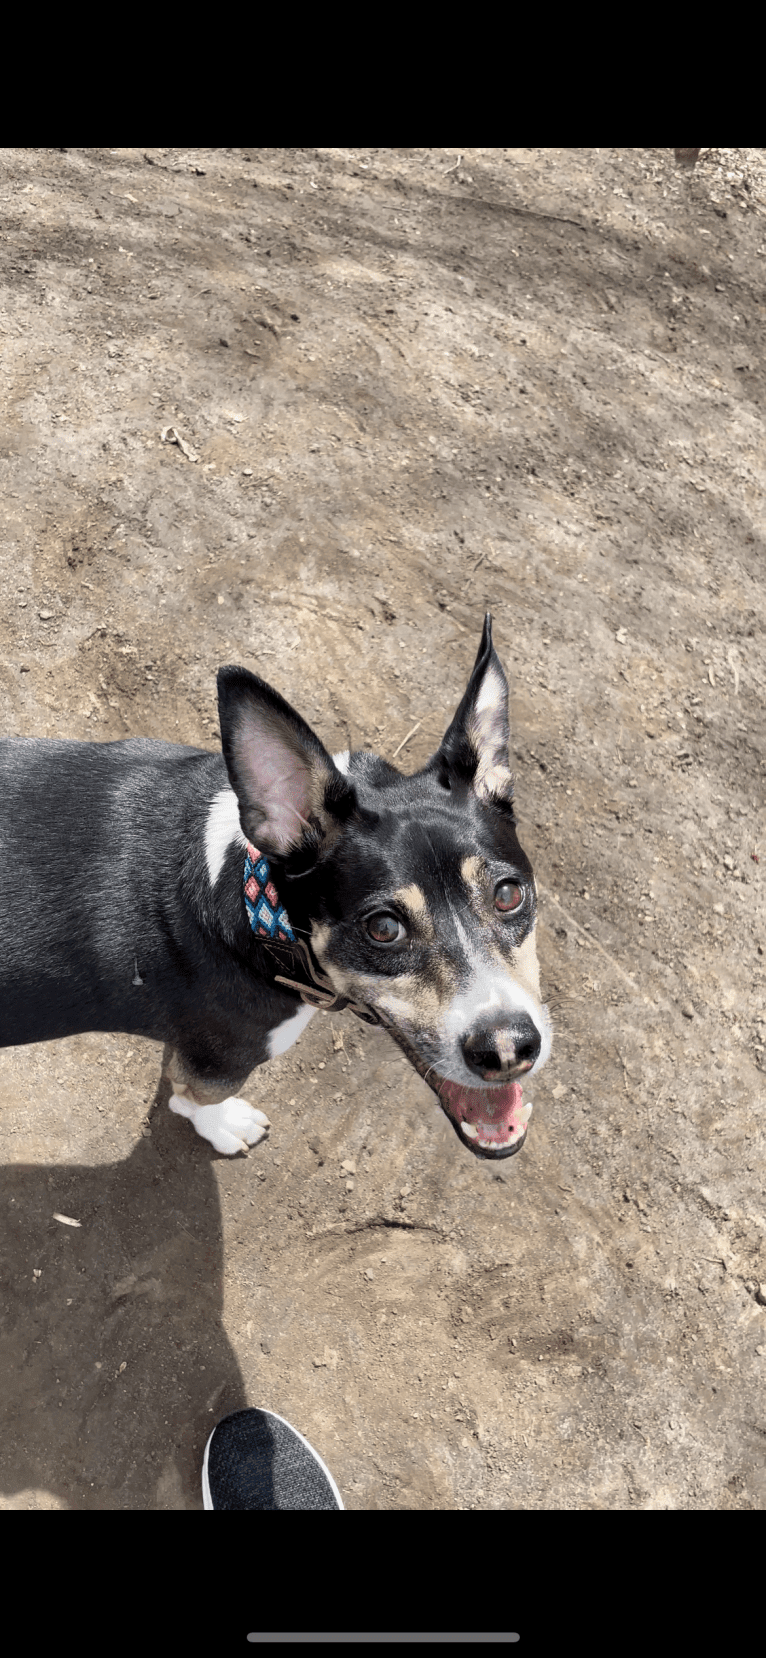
[243,842,295,942]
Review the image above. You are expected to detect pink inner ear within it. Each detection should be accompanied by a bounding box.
[237,722,313,851]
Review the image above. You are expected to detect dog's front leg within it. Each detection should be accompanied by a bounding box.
[164,1052,271,1155]
[168,1089,271,1155]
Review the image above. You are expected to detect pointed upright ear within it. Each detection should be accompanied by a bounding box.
[217,666,356,862]
[433,613,515,806]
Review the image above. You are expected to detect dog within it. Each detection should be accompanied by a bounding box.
[0,614,551,1160]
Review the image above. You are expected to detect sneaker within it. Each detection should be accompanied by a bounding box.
[202,1407,344,1509]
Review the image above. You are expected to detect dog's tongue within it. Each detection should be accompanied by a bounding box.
[435,1078,530,1151]
[372,1016,532,1157]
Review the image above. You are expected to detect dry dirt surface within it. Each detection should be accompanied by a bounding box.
[1,147,765,1512]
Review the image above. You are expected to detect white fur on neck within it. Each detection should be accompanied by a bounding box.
[205,788,247,888]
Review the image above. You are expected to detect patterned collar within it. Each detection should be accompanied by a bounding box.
[243,841,295,941]
[242,840,379,1027]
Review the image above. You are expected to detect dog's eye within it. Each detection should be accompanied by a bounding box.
[495,880,523,913]
[366,913,405,944]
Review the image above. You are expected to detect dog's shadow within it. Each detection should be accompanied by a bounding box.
[1,1069,248,1510]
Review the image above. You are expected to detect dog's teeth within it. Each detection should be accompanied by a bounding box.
[459,1101,532,1148]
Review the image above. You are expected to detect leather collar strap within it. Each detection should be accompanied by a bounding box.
[270,937,381,1026]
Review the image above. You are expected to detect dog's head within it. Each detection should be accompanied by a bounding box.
[218,615,551,1160]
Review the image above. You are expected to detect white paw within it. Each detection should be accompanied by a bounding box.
[169,1094,271,1155]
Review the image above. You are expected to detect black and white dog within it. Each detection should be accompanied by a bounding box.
[0,615,551,1160]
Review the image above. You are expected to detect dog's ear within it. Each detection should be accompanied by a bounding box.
[431,613,514,806]
[217,666,356,862]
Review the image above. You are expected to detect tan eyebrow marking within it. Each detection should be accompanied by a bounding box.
[393,883,435,940]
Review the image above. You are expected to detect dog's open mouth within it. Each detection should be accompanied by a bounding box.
[433,1077,532,1158]
[377,1018,532,1159]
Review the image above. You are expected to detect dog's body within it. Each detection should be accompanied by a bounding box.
[0,616,550,1159]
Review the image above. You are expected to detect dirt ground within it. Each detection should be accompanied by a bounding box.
[1,146,765,1511]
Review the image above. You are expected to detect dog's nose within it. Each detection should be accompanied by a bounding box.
[461,1018,541,1080]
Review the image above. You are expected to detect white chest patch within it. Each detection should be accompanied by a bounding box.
[267,999,317,1058]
